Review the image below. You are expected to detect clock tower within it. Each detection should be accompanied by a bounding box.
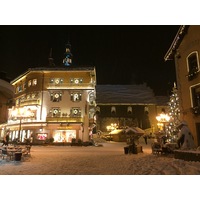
[63,42,73,67]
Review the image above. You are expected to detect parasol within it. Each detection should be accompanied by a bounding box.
[125,127,145,137]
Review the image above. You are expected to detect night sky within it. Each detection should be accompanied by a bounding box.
[0,25,180,95]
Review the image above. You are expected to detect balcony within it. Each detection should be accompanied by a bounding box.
[46,116,83,123]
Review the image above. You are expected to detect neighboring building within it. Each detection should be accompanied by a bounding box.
[0,44,96,144]
[164,25,200,146]
[95,84,169,135]
[0,72,14,130]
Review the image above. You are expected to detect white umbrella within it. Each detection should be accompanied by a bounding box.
[125,127,145,136]
[125,127,145,144]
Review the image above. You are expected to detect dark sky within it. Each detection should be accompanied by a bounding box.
[0,25,180,95]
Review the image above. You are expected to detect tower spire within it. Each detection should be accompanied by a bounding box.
[63,41,73,67]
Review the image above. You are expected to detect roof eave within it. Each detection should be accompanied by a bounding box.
[164,25,189,61]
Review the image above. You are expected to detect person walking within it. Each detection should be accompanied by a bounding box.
[143,135,148,145]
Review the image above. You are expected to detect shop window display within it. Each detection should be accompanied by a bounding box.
[37,133,48,140]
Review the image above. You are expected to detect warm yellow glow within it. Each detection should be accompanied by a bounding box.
[11,107,32,118]
[106,123,118,131]
[156,113,170,122]
[156,113,170,131]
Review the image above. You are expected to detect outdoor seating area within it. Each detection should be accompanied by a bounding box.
[0,145,31,161]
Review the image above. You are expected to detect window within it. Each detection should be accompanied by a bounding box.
[17,85,23,92]
[190,84,200,114]
[111,106,116,114]
[187,52,199,81]
[49,108,61,117]
[50,78,64,84]
[70,92,82,102]
[89,92,95,105]
[28,80,32,87]
[70,78,83,84]
[71,107,81,117]
[36,133,48,140]
[32,79,37,86]
[127,106,132,114]
[50,92,62,102]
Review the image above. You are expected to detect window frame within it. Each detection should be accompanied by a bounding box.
[186,51,200,80]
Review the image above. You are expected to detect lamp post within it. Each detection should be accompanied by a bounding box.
[156,113,170,133]
[106,123,117,142]
[12,107,31,140]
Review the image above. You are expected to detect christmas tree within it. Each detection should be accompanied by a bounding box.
[165,83,181,142]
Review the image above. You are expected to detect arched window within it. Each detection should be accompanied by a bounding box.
[111,106,116,114]
[187,51,199,81]
[127,106,132,114]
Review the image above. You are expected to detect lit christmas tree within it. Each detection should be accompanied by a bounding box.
[165,83,181,142]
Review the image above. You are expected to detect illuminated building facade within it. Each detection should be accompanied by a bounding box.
[165,25,200,146]
[1,64,96,144]
[95,84,169,135]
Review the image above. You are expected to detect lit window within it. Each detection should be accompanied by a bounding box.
[50,108,61,117]
[50,92,62,102]
[28,80,32,87]
[36,133,48,140]
[70,78,83,84]
[17,85,22,93]
[33,79,37,86]
[127,106,132,114]
[74,78,79,84]
[89,92,95,105]
[111,106,116,114]
[55,79,60,84]
[70,92,82,102]
[71,108,81,117]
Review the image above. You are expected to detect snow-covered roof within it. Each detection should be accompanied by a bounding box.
[155,96,169,106]
[96,84,156,105]
[164,25,189,61]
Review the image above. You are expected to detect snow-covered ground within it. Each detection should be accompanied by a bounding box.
[1,139,200,175]
[1,138,199,199]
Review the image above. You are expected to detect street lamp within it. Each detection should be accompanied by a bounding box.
[106,123,117,141]
[12,107,31,140]
[156,113,170,133]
